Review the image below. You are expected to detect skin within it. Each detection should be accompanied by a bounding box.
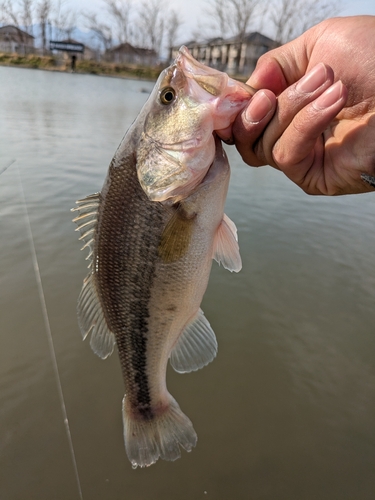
[230,16,375,195]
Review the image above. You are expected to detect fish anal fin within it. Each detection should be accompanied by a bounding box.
[77,273,116,359]
[170,308,217,373]
[213,213,242,272]
[158,204,196,263]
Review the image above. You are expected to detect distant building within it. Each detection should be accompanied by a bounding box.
[0,25,35,55]
[106,42,157,66]
[171,32,277,75]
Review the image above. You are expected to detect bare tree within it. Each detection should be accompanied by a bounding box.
[166,9,183,53]
[37,0,52,53]
[0,0,19,25]
[83,12,113,51]
[270,0,341,45]
[57,10,76,40]
[83,0,134,52]
[230,0,262,41]
[54,0,77,40]
[206,0,228,38]
[203,0,263,73]
[136,0,165,56]
[105,0,133,45]
[206,0,262,41]
[0,0,35,46]
[20,0,34,35]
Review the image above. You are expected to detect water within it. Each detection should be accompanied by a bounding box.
[0,66,374,500]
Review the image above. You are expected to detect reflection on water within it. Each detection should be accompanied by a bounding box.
[0,66,374,500]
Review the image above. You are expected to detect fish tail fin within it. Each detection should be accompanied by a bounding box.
[122,395,197,468]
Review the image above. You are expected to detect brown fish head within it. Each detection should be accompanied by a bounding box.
[136,47,254,203]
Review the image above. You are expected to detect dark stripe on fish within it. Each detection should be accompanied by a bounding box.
[96,157,165,419]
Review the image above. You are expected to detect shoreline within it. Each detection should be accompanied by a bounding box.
[0,52,162,81]
[0,52,248,83]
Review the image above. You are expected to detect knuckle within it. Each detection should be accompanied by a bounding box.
[272,140,289,167]
[290,116,308,137]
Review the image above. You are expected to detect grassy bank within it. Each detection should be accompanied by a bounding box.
[0,52,249,82]
[0,52,163,80]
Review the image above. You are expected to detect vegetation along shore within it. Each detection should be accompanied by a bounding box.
[0,51,164,80]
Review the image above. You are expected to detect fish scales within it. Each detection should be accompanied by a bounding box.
[97,156,164,419]
[73,46,254,468]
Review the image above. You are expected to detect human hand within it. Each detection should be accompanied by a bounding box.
[233,16,375,195]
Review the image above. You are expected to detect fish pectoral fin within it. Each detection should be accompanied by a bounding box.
[158,204,195,263]
[213,213,242,272]
[77,273,116,359]
[170,309,217,373]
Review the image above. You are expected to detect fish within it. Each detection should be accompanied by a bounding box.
[72,47,254,468]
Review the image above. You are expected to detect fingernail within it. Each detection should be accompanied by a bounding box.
[313,81,344,109]
[296,63,327,93]
[245,91,273,123]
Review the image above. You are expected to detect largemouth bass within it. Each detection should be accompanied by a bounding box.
[73,47,254,468]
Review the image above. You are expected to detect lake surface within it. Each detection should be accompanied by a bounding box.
[0,65,374,500]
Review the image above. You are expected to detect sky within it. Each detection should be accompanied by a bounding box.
[63,0,375,45]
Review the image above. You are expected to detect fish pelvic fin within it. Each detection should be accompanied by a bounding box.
[72,193,116,359]
[213,213,242,272]
[170,308,217,373]
[123,394,197,468]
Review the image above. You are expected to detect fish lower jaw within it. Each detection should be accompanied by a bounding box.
[161,137,203,153]
[142,169,208,203]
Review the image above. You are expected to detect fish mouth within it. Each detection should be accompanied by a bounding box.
[177,46,256,99]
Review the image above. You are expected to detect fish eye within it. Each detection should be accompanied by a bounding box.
[160,87,176,105]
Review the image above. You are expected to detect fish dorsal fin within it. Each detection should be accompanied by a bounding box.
[158,204,196,263]
[213,213,242,273]
[72,193,116,359]
[72,193,101,268]
[170,309,217,373]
